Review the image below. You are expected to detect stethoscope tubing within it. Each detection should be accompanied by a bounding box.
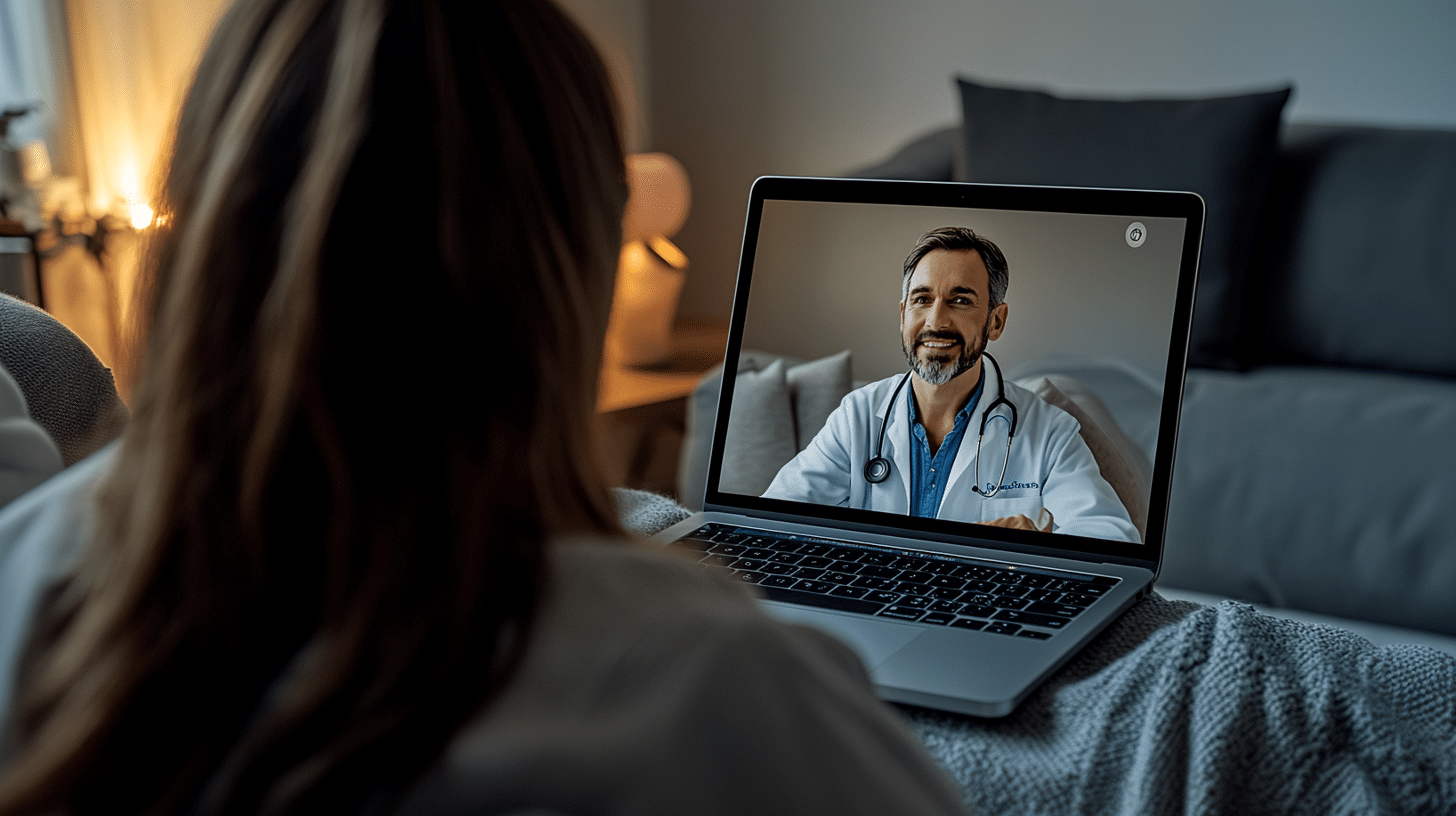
[863,352,1018,498]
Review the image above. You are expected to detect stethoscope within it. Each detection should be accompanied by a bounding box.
[862,352,1019,498]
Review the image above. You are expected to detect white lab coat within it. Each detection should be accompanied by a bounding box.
[762,367,1140,543]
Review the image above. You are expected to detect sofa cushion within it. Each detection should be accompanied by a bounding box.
[785,349,853,451]
[1161,366,1456,636]
[952,78,1290,371]
[682,351,856,508]
[718,359,798,498]
[1246,124,1456,379]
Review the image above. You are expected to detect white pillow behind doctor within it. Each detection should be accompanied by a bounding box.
[1015,375,1150,541]
[720,352,854,497]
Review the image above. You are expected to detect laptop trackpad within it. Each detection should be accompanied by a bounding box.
[763,603,922,670]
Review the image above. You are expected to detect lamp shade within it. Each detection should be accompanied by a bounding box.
[622,152,690,242]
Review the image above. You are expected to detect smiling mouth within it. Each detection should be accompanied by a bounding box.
[917,336,961,351]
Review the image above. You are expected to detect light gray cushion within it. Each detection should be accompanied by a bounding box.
[1161,366,1456,636]
[717,359,798,498]
[785,349,853,451]
[1247,124,1456,378]
[679,351,856,509]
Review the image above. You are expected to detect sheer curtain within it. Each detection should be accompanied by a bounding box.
[0,0,223,388]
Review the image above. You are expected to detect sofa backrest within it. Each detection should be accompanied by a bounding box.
[850,121,1456,380]
[1244,124,1456,379]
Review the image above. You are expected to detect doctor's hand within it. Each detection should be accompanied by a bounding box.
[982,508,1054,533]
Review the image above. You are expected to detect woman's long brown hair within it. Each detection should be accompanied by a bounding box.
[0,0,627,813]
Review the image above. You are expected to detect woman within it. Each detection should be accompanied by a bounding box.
[0,1,966,814]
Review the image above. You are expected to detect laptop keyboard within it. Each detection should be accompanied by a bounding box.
[671,524,1118,640]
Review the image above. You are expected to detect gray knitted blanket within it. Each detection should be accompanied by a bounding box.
[614,489,1456,816]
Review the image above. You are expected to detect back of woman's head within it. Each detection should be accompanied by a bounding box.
[0,1,627,813]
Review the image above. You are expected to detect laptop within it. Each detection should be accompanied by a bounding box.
[654,177,1203,717]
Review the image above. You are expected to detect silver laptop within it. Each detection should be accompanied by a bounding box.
[654,177,1203,717]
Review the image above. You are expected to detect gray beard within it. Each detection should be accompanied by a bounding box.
[902,326,988,385]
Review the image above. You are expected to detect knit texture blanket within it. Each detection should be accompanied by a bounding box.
[613,488,1456,816]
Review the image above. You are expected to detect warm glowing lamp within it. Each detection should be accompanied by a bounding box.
[606,152,691,368]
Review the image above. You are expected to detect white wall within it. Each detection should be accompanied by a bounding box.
[645,0,1456,323]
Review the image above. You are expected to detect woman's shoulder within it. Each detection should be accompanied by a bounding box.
[403,536,967,816]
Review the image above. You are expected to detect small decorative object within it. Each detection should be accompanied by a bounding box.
[606,152,691,368]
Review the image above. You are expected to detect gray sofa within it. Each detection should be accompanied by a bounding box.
[679,87,1456,653]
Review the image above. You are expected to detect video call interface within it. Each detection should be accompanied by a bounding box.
[717,198,1190,547]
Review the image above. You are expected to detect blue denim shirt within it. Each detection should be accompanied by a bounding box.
[907,369,985,518]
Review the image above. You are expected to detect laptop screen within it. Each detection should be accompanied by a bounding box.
[705,178,1202,567]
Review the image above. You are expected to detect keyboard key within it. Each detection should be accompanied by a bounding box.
[759,575,798,589]
[928,600,964,614]
[827,560,862,574]
[964,580,999,594]
[928,587,965,601]
[878,606,925,622]
[894,582,933,597]
[923,561,964,575]
[743,547,775,560]
[1027,601,1085,618]
[852,576,895,590]
[897,571,933,585]
[1059,592,1097,607]
[799,556,833,569]
[993,609,1070,629]
[759,585,883,615]
[993,596,1030,610]
[733,571,765,584]
[732,558,768,572]
[831,585,870,599]
[760,563,796,576]
[959,603,996,619]
[821,571,857,586]
[766,540,803,552]
[997,584,1030,598]
[792,567,825,580]
[858,552,896,567]
[984,622,1021,635]
[927,575,967,590]
[857,565,900,580]
[949,618,987,631]
[672,536,714,552]
[897,596,931,609]
[798,543,831,557]
[888,557,925,571]
[1022,588,1060,603]
[865,590,901,605]
[1016,630,1053,640]
[794,580,835,594]
[769,552,802,564]
[920,612,956,626]
[699,553,735,568]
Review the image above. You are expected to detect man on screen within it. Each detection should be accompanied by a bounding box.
[762,226,1139,543]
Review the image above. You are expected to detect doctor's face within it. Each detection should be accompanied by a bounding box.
[900,249,1008,386]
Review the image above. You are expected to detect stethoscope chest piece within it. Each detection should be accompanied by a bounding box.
[864,456,892,484]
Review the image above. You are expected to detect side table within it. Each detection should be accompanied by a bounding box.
[597,321,728,498]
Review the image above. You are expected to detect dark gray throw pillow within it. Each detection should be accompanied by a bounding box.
[953,78,1290,370]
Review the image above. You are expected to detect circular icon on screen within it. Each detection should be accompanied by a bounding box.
[1125,222,1147,248]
